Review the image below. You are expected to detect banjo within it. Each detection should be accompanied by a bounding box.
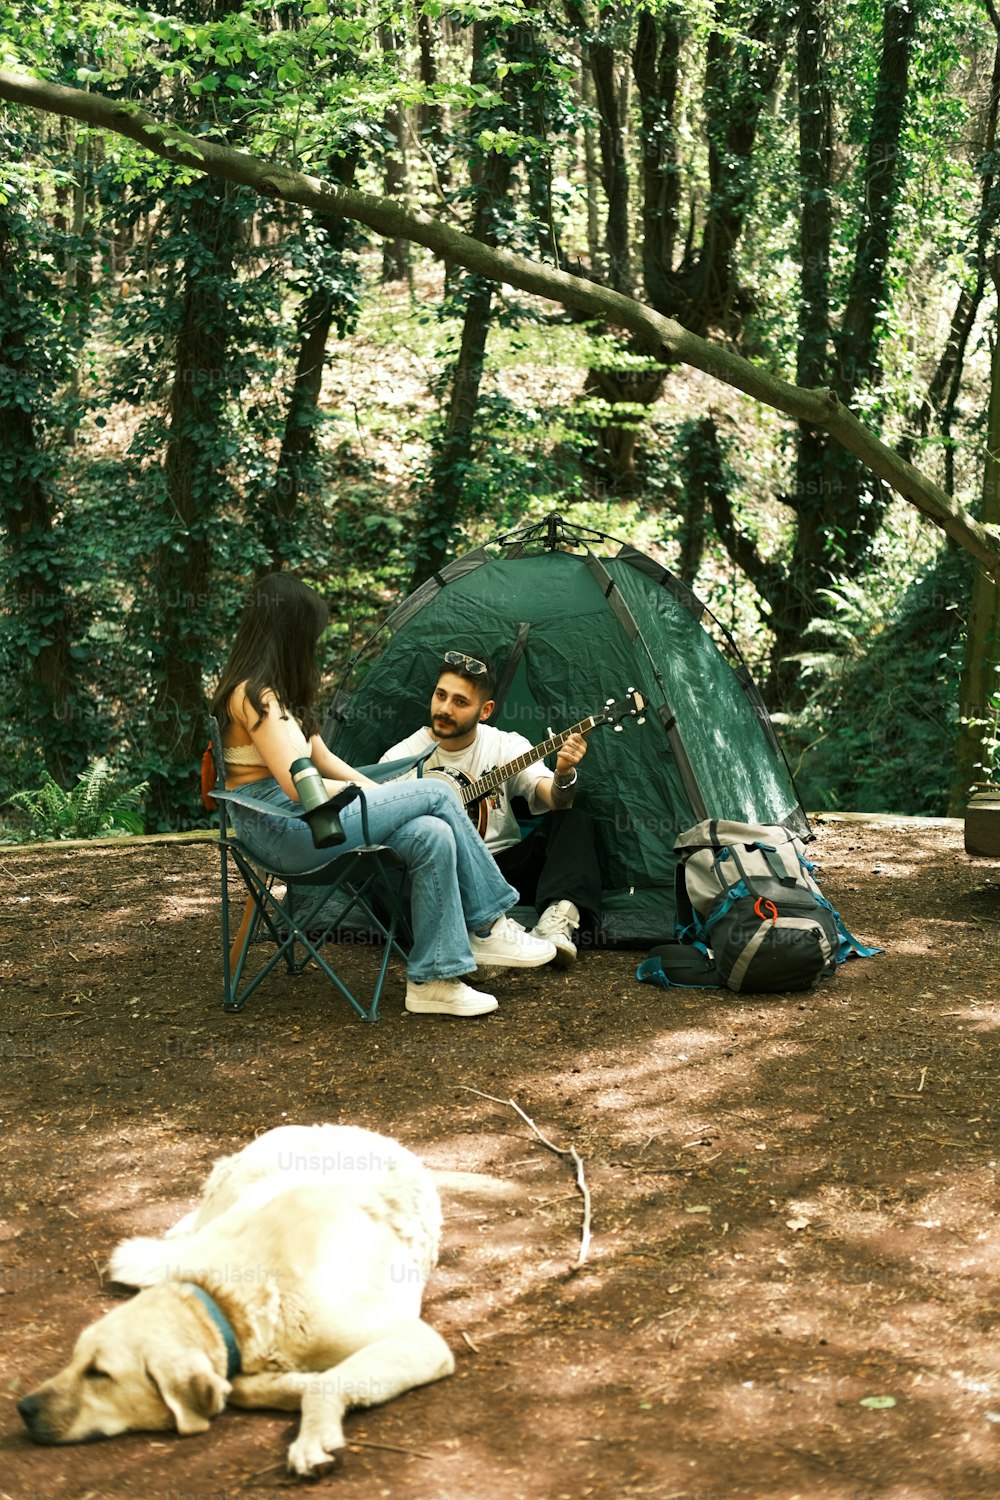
[421,690,645,837]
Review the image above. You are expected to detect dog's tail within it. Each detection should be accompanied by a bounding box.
[107,1235,175,1288]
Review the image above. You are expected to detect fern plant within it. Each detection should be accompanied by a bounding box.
[7,759,149,841]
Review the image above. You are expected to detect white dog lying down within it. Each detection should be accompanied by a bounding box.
[18,1124,455,1477]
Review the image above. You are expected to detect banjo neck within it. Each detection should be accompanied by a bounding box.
[457,715,603,807]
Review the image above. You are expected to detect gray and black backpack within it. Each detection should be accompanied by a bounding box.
[670,820,878,994]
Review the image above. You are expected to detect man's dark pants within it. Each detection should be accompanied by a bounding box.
[493,808,602,925]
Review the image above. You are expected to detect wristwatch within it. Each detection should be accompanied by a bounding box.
[553,766,578,790]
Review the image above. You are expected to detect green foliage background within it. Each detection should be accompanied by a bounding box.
[1,0,997,832]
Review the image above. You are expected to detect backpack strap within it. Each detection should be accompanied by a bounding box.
[722,846,791,888]
[814,893,884,961]
[674,861,697,941]
[748,840,800,887]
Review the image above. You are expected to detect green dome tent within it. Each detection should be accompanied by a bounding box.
[324,514,807,946]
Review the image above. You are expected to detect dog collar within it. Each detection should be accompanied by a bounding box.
[185,1284,242,1379]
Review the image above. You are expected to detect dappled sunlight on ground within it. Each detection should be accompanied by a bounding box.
[2,821,1000,1496]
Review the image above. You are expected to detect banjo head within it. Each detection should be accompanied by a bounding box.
[423,766,490,837]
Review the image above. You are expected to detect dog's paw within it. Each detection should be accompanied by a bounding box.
[287,1425,346,1479]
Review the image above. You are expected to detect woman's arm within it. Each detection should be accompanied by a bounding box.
[308,735,378,790]
[231,688,364,799]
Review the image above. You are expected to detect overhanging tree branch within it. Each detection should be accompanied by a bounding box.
[2,66,999,581]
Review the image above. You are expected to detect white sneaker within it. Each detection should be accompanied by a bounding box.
[469,915,556,969]
[531,900,579,968]
[405,979,498,1017]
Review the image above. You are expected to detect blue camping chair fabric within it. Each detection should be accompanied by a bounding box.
[207,719,420,1022]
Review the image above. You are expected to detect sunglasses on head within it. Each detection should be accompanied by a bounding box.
[442,651,488,676]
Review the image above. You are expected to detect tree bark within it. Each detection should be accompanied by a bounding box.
[380,24,411,283]
[417,10,451,194]
[635,1,793,337]
[597,3,791,496]
[762,0,917,704]
[903,29,1000,479]
[795,0,833,397]
[951,263,1000,811]
[632,7,683,312]
[580,63,603,276]
[148,173,241,824]
[2,67,999,580]
[566,1,632,293]
[587,35,632,295]
[0,203,76,782]
[677,420,711,586]
[260,159,360,573]
[693,3,793,337]
[408,22,515,587]
[569,7,653,489]
[836,0,916,397]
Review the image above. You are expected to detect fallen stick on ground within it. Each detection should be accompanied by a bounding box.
[349,1438,438,1460]
[458,1085,592,1268]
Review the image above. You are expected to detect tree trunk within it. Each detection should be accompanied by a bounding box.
[772,0,835,691]
[950,263,1000,811]
[835,1,915,397]
[417,10,451,195]
[565,2,632,285]
[61,107,92,443]
[678,420,711,585]
[409,135,514,584]
[147,175,241,823]
[571,9,652,491]
[795,0,833,396]
[408,22,517,586]
[258,279,335,574]
[594,2,791,498]
[581,64,603,276]
[634,1,793,337]
[0,204,76,783]
[410,273,500,586]
[633,8,683,312]
[259,160,361,573]
[766,0,916,706]
[580,360,666,490]
[380,25,411,284]
[587,36,632,295]
[903,31,1000,478]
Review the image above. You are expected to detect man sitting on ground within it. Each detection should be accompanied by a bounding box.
[380,651,602,965]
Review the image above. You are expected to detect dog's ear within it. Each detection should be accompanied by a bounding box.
[147,1351,231,1435]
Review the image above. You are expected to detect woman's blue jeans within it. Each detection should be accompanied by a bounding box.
[229,777,519,983]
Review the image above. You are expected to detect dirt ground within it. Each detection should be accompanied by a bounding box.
[1,814,998,1500]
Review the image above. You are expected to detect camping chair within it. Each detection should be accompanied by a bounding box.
[207,718,418,1022]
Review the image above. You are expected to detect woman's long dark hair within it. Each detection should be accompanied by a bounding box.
[210,574,330,737]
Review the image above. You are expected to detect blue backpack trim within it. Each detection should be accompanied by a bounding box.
[676,877,750,945]
[814,891,883,961]
[637,940,722,991]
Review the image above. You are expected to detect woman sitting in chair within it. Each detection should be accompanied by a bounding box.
[210,574,555,1017]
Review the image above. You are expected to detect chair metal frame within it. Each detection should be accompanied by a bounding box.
[208,718,414,1022]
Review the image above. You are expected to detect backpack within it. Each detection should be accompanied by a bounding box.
[636,940,723,991]
[672,819,879,995]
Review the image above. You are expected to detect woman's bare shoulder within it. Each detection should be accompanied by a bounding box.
[227,682,279,735]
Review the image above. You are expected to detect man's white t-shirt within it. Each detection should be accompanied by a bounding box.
[380,724,550,853]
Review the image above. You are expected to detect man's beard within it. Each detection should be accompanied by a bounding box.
[432,711,478,741]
